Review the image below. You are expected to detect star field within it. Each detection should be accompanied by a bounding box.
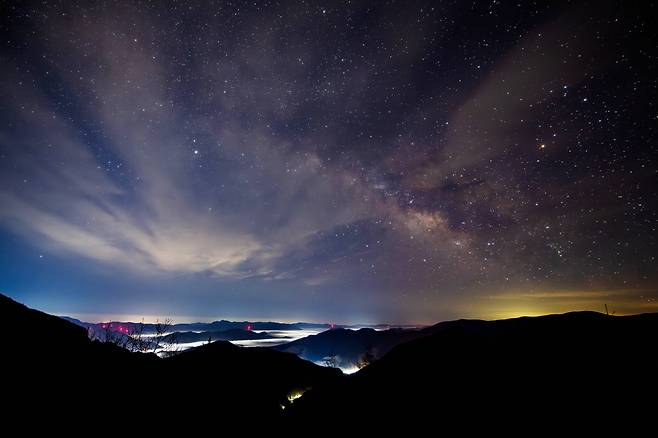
[0,0,657,322]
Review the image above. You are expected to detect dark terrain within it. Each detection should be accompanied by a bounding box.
[289,311,658,426]
[1,293,341,425]
[3,293,656,428]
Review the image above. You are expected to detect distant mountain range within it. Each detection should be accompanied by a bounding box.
[60,315,335,345]
[273,327,423,368]
[60,316,331,333]
[161,328,276,344]
[60,315,420,352]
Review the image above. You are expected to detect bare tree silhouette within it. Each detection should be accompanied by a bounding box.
[90,318,178,355]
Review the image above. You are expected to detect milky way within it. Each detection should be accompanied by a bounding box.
[1,1,657,323]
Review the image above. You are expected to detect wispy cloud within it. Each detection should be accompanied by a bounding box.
[0,10,461,282]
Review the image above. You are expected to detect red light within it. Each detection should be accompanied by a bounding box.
[246,325,252,331]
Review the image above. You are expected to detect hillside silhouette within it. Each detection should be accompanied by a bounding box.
[288,311,658,426]
[3,293,657,429]
[1,293,341,425]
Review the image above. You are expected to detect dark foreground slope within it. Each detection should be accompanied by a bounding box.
[4,293,657,429]
[0,294,341,425]
[289,312,658,426]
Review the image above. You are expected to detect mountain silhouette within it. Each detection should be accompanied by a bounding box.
[5,293,657,429]
[287,311,658,426]
[273,327,421,368]
[1,293,341,425]
[162,328,276,343]
[60,316,325,333]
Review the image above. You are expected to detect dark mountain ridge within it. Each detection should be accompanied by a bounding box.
[1,293,341,425]
[288,311,658,426]
[4,293,657,429]
[273,326,421,368]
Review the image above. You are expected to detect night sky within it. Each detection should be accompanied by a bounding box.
[1,1,657,324]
